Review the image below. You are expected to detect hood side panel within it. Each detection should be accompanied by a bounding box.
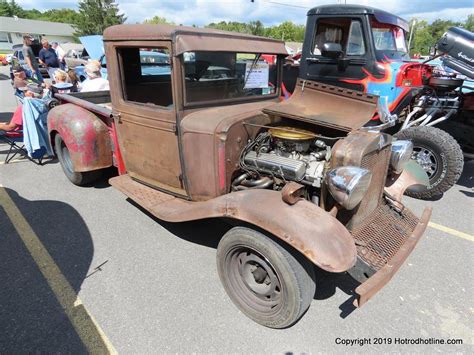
[263,79,378,132]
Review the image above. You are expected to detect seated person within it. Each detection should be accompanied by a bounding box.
[80,60,109,92]
[12,65,39,90]
[0,84,44,132]
[51,69,73,94]
[67,69,81,92]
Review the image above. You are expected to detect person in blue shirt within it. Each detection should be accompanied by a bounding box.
[38,39,59,79]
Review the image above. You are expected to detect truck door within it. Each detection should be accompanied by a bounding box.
[300,16,372,91]
[109,42,186,196]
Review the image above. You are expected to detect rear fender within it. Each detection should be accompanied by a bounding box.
[48,103,112,172]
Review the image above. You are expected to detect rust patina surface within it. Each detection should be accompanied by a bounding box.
[354,207,431,307]
[263,79,378,132]
[48,103,113,172]
[48,24,431,311]
[110,174,357,273]
[103,24,289,56]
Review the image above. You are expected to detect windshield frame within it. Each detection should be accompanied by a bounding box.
[181,51,282,109]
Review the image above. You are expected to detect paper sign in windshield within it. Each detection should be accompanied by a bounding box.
[244,62,269,89]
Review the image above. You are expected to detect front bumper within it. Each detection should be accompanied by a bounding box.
[351,205,432,307]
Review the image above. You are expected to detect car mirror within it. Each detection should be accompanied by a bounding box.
[321,43,343,59]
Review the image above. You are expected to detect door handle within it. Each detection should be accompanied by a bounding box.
[112,112,122,123]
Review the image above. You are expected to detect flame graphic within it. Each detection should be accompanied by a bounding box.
[341,61,393,92]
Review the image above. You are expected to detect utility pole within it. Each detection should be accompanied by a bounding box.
[408,18,417,55]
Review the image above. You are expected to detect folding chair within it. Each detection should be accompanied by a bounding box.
[0,130,45,165]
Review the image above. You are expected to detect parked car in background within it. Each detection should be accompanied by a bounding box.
[0,54,7,66]
[11,42,49,79]
[61,42,88,69]
[74,35,171,81]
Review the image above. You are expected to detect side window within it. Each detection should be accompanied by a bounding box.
[312,18,365,56]
[346,21,365,55]
[118,47,172,108]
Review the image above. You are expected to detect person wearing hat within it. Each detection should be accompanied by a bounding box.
[80,60,109,92]
[0,84,44,132]
[22,34,43,82]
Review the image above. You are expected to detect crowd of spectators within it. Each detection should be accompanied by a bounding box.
[1,34,110,135]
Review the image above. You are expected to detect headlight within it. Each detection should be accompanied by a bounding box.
[390,140,413,174]
[325,167,372,210]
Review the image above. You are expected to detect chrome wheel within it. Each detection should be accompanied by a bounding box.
[412,146,439,179]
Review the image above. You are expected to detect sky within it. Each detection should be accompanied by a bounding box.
[16,0,474,26]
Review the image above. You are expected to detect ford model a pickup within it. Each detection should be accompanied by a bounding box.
[47,24,431,328]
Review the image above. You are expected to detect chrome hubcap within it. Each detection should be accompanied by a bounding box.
[412,146,438,179]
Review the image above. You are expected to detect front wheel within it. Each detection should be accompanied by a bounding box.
[216,227,316,328]
[397,126,463,199]
[55,134,102,186]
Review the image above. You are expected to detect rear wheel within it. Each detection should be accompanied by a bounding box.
[55,134,102,186]
[397,126,463,199]
[216,227,315,328]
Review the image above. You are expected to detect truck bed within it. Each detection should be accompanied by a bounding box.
[55,91,112,118]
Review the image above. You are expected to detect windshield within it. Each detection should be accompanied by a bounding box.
[371,18,409,60]
[183,51,278,105]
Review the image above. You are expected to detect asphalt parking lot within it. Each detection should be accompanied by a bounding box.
[0,65,473,353]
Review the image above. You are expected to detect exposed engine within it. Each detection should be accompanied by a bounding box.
[402,26,473,134]
[233,126,331,194]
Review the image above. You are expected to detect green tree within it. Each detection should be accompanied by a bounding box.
[410,20,434,54]
[74,0,126,36]
[39,9,81,25]
[248,20,264,36]
[464,14,474,32]
[144,16,174,25]
[0,0,26,17]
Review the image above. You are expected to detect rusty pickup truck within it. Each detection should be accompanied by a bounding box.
[47,24,431,328]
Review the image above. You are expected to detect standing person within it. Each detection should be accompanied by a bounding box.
[22,34,43,83]
[51,42,66,70]
[38,39,60,80]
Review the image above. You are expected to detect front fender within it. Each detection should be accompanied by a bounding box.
[220,190,358,273]
[110,175,357,273]
[48,103,112,172]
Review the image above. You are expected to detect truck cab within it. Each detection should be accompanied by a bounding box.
[299,5,430,115]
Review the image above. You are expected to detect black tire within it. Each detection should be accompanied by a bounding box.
[216,227,315,328]
[397,126,463,199]
[54,134,102,186]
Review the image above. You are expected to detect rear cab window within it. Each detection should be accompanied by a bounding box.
[312,18,366,56]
